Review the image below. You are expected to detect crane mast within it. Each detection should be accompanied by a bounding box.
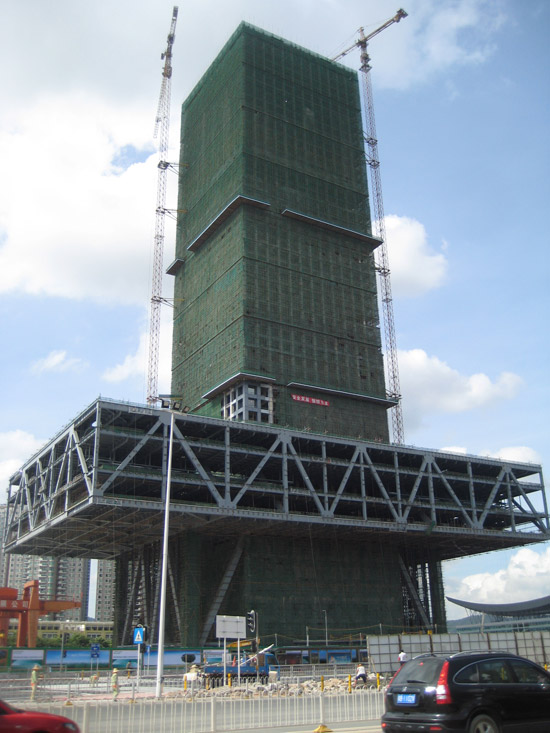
[147,6,178,406]
[333,9,407,444]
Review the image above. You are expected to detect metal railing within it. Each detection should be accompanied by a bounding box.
[21,690,385,733]
[278,663,360,681]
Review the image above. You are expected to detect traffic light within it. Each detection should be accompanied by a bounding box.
[246,609,256,633]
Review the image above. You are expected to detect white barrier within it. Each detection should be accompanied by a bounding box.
[368,630,550,674]
[23,690,385,733]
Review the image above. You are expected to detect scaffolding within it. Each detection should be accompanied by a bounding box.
[170,23,391,443]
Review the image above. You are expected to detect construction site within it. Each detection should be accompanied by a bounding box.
[3,12,549,647]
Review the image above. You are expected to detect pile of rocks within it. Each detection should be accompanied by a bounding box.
[174,674,383,700]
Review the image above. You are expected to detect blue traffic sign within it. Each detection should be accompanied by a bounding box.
[133,627,145,644]
[90,643,100,652]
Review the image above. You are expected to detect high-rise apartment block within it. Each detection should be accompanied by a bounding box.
[94,559,116,623]
[5,553,90,622]
[1,506,115,623]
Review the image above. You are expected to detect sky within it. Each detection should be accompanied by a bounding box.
[0,0,548,621]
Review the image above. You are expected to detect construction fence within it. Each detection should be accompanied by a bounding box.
[367,630,550,675]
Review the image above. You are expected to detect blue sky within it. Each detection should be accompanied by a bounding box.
[0,0,548,619]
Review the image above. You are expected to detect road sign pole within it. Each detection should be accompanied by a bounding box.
[223,636,227,686]
[90,643,100,676]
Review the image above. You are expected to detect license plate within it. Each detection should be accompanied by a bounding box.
[397,693,417,705]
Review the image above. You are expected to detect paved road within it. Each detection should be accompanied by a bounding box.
[232,725,382,732]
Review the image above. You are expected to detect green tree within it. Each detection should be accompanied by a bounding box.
[36,635,61,649]
[68,633,91,648]
[95,636,112,649]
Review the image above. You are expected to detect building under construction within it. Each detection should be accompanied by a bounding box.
[169,23,392,443]
[3,23,549,646]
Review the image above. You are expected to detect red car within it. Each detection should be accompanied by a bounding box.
[0,699,79,732]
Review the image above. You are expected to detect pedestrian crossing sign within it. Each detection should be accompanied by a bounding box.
[133,627,144,644]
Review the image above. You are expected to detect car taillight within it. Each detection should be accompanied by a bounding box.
[435,660,452,704]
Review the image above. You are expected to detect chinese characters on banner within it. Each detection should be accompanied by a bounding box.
[0,600,29,609]
[291,394,329,407]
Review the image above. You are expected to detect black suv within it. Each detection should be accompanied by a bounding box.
[381,651,550,732]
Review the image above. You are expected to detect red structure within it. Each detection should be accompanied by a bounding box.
[0,580,81,648]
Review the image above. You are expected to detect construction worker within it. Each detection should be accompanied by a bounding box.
[111,667,119,701]
[353,663,367,688]
[30,664,40,700]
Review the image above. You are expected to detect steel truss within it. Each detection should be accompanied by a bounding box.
[5,398,548,563]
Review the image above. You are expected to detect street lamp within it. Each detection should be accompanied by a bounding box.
[59,621,67,672]
[155,397,184,698]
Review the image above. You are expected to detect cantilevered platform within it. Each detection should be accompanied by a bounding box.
[4,397,549,561]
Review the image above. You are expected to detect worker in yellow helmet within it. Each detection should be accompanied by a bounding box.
[30,664,41,700]
[111,667,119,701]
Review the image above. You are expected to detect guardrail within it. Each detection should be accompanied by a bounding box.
[5,668,385,705]
[21,690,386,733]
[278,663,360,680]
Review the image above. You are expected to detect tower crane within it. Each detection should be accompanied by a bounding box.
[333,9,407,444]
[147,6,178,406]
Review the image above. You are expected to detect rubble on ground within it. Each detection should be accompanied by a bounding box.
[173,673,383,699]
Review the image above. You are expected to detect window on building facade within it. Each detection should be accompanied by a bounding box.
[221,382,273,423]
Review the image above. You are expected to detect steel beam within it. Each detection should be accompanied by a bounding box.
[4,397,548,562]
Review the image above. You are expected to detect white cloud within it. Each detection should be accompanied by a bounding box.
[0,1,509,103]
[30,350,87,375]
[398,348,523,431]
[485,445,541,465]
[437,445,540,467]
[382,215,448,297]
[102,307,173,395]
[439,446,468,455]
[102,333,148,383]
[0,92,175,307]
[372,0,506,89]
[0,430,46,493]
[447,546,550,609]
[0,0,505,315]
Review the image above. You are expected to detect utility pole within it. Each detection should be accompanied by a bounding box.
[333,9,407,444]
[147,6,178,406]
